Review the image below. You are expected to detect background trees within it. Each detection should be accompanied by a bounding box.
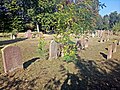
[0,0,99,34]
[96,11,120,31]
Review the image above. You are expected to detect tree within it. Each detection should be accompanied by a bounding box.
[102,15,109,30]
[96,15,103,30]
[0,0,24,33]
[109,11,118,29]
[113,22,120,33]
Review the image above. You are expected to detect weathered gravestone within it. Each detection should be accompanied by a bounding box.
[84,39,88,48]
[49,40,58,59]
[1,46,23,73]
[76,39,83,50]
[25,30,32,38]
[112,41,117,53]
[107,45,112,59]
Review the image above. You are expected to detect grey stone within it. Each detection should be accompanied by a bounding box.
[49,40,58,59]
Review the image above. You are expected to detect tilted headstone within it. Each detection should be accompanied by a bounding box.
[112,41,117,53]
[107,45,112,59]
[1,46,23,73]
[49,40,58,59]
[25,30,32,38]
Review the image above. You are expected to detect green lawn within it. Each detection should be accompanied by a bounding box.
[0,34,120,89]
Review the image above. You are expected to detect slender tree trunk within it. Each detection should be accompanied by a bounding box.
[36,23,40,32]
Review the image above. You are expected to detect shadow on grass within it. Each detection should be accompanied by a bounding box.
[45,54,120,90]
[23,57,40,69]
[0,38,27,46]
[61,57,120,90]
[100,52,107,59]
[0,72,38,90]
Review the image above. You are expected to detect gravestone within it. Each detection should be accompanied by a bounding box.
[11,34,17,39]
[39,32,44,38]
[92,33,95,38]
[1,46,23,73]
[100,37,103,43]
[107,45,112,59]
[117,40,120,45]
[25,30,32,38]
[81,39,85,49]
[98,30,100,37]
[84,39,88,48]
[49,40,58,59]
[76,39,85,50]
[112,41,117,53]
[106,35,109,41]
[100,30,103,38]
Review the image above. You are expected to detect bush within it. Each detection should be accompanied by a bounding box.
[113,22,120,33]
[38,38,47,59]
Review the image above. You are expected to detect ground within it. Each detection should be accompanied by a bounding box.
[0,33,120,90]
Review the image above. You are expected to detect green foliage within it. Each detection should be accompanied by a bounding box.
[0,0,24,33]
[63,40,77,63]
[25,23,35,30]
[11,29,18,35]
[113,22,120,32]
[102,15,109,30]
[96,15,103,30]
[38,38,47,59]
[53,0,98,62]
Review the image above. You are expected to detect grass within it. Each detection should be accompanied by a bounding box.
[0,33,120,89]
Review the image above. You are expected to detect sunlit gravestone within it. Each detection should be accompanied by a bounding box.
[49,40,58,59]
[1,46,23,73]
[112,41,117,53]
[107,45,112,59]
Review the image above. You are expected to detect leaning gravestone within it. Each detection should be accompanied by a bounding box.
[107,45,112,59]
[49,40,58,59]
[1,46,23,73]
[112,41,117,53]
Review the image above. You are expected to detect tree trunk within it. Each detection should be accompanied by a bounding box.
[36,23,40,32]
